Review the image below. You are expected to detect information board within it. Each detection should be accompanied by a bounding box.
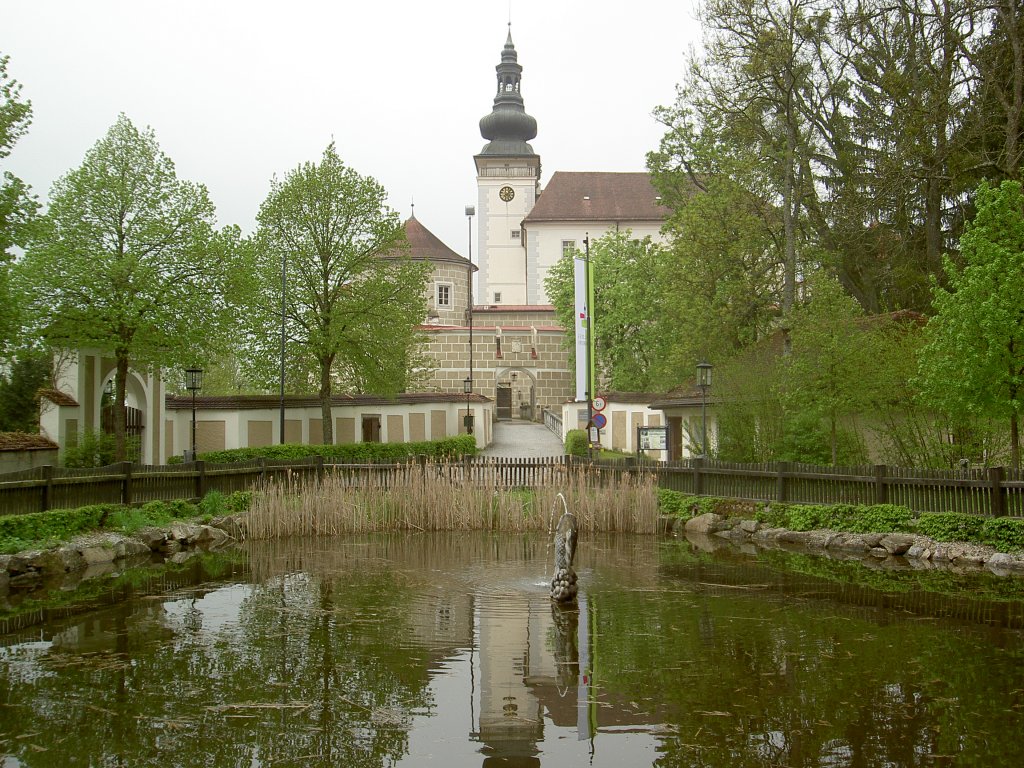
[638,426,668,451]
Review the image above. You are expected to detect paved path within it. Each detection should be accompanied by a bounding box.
[481,420,565,458]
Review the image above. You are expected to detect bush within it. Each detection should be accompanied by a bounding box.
[916,512,985,543]
[0,505,116,552]
[564,430,589,457]
[225,490,252,514]
[844,504,914,534]
[755,502,792,528]
[752,501,913,533]
[175,435,477,465]
[657,489,690,517]
[980,517,1024,553]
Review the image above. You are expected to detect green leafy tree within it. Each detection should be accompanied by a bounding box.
[0,53,37,356]
[16,114,245,460]
[918,179,1024,469]
[0,348,49,432]
[782,273,874,465]
[545,230,672,392]
[251,144,428,444]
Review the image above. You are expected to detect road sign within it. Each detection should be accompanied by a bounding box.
[592,396,607,412]
[592,412,607,430]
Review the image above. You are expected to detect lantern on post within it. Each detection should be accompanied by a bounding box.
[185,368,203,462]
[696,361,712,458]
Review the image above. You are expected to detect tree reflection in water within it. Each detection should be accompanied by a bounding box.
[0,532,1023,767]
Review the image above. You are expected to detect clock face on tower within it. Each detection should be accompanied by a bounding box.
[499,186,515,202]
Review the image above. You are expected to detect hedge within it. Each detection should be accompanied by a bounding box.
[564,429,589,457]
[175,434,477,464]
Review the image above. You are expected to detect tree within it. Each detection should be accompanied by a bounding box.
[782,273,875,464]
[0,348,49,432]
[16,114,244,460]
[544,230,673,392]
[918,179,1024,469]
[251,144,428,445]
[0,53,37,356]
[962,0,1024,183]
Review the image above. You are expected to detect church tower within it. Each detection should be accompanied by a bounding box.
[475,27,541,306]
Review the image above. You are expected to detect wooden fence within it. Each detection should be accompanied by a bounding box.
[658,458,1024,517]
[0,455,1021,518]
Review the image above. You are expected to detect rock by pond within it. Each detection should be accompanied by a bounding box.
[666,512,1024,576]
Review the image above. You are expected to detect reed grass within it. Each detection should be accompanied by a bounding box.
[243,461,659,539]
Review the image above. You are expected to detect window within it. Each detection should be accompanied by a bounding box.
[562,239,576,258]
[494,291,502,303]
[436,283,452,308]
[511,230,520,240]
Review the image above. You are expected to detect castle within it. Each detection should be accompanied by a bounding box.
[38,29,673,462]
[409,28,669,423]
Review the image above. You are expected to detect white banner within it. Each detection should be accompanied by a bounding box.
[573,256,588,402]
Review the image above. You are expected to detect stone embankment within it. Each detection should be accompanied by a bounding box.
[0,516,246,597]
[666,512,1024,576]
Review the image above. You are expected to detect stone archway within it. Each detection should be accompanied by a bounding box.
[494,367,537,421]
[99,366,150,463]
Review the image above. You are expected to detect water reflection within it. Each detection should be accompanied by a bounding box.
[0,532,1023,766]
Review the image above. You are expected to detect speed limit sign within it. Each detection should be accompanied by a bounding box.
[592,396,607,412]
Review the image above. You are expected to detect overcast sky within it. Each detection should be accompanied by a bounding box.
[4,0,701,255]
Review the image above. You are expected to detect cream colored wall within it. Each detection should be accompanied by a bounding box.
[43,348,164,464]
[165,401,491,454]
[476,157,539,305]
[525,221,666,304]
[557,400,668,456]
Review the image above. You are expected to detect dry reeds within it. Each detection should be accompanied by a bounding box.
[242,461,659,540]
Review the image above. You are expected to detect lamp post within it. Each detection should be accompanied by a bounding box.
[466,204,475,432]
[185,368,203,462]
[280,248,287,444]
[464,376,474,435]
[697,361,712,458]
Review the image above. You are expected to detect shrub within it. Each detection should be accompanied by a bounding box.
[225,490,252,514]
[843,504,914,534]
[981,517,1024,553]
[183,435,478,465]
[916,512,985,543]
[752,502,913,533]
[657,489,690,517]
[199,490,227,519]
[0,504,116,552]
[564,430,589,457]
[755,502,792,528]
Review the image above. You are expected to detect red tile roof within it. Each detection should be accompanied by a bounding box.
[385,216,475,269]
[0,432,59,451]
[524,172,671,223]
[38,388,79,407]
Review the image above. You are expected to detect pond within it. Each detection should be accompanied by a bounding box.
[2,532,1024,767]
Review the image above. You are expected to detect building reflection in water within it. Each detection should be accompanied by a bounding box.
[471,590,594,766]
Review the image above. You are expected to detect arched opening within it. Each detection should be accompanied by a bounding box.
[495,367,537,421]
[100,372,147,463]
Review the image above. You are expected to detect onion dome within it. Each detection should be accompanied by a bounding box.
[478,27,538,156]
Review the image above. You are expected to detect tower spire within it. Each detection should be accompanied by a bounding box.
[478,28,538,156]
